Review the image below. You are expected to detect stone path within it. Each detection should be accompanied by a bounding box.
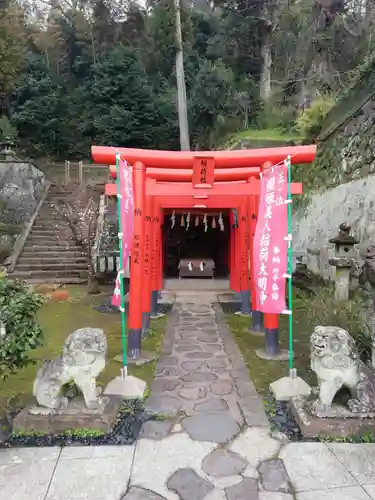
[3,296,375,499]
[144,298,269,437]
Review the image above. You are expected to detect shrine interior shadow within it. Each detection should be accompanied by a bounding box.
[162,210,230,279]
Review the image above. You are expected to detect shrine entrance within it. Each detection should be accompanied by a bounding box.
[162,209,230,279]
[92,144,316,360]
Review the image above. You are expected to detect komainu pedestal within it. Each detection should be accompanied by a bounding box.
[290,325,375,438]
[13,327,123,434]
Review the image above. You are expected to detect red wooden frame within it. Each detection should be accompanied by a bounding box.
[91,144,316,358]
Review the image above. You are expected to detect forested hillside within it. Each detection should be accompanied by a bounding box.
[0,0,374,159]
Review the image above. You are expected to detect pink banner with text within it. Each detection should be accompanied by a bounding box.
[253,163,288,314]
[112,159,134,307]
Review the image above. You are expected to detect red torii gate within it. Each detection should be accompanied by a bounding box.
[92,144,316,359]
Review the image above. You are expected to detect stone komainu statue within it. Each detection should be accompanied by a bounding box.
[310,325,375,413]
[33,327,107,412]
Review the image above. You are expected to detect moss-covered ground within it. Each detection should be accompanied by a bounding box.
[0,285,166,415]
[226,289,316,394]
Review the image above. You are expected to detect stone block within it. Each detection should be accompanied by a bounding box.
[269,376,311,401]
[290,396,375,438]
[225,478,259,500]
[182,412,240,443]
[13,396,123,434]
[229,427,281,468]
[202,449,247,477]
[259,459,291,493]
[139,421,173,440]
[167,468,214,500]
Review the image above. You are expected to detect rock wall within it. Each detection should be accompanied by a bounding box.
[0,161,46,226]
[301,54,375,192]
[293,175,375,278]
[310,97,375,191]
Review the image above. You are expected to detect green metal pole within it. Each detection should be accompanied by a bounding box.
[115,152,127,369]
[286,155,293,372]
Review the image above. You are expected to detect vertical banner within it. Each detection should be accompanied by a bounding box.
[253,163,288,313]
[112,159,134,307]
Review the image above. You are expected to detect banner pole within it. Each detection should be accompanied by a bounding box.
[286,155,294,374]
[116,152,128,371]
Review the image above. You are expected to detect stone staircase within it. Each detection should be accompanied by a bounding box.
[9,185,90,283]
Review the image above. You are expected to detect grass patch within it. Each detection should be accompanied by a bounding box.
[226,289,316,394]
[0,285,167,415]
[220,128,303,150]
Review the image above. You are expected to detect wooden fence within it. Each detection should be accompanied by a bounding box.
[63,160,110,185]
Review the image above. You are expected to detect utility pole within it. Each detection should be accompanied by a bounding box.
[174,0,190,151]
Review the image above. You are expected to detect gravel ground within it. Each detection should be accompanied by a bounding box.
[218,301,241,314]
[263,392,375,443]
[263,392,304,441]
[93,302,173,316]
[0,400,155,448]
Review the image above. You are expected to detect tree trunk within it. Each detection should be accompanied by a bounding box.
[260,28,272,102]
[87,273,100,295]
[174,0,190,151]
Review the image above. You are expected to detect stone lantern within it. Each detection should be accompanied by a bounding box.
[0,139,15,161]
[329,222,359,301]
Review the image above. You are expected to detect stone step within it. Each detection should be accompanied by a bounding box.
[27,235,68,243]
[18,256,88,266]
[23,245,84,252]
[16,263,88,271]
[48,192,77,195]
[29,230,61,237]
[35,216,66,222]
[9,270,88,280]
[21,250,86,258]
[15,277,88,285]
[32,223,70,229]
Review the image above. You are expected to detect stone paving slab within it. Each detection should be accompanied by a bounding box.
[296,486,373,500]
[122,487,168,499]
[0,460,57,500]
[59,444,135,460]
[280,443,358,492]
[327,443,375,485]
[259,493,294,500]
[364,485,375,499]
[0,446,60,465]
[46,454,133,500]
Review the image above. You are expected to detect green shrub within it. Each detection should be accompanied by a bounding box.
[296,96,335,140]
[0,241,12,264]
[0,272,45,380]
[259,100,297,132]
[301,286,372,364]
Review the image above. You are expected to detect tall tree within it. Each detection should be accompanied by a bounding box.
[0,1,27,115]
